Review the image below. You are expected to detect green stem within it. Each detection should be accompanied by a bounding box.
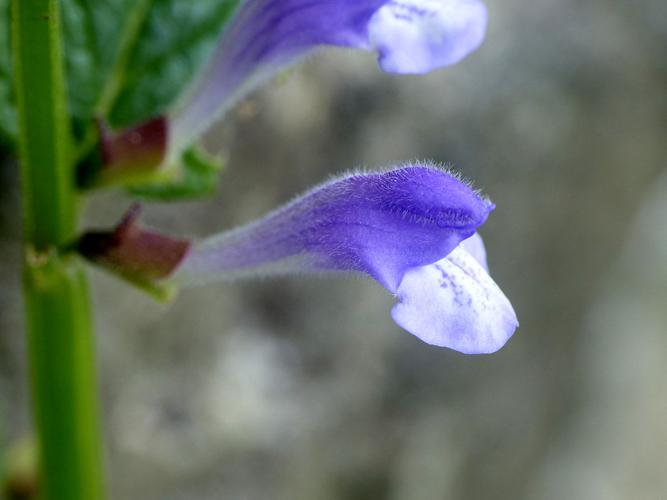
[23,253,104,500]
[12,0,73,248]
[12,1,105,499]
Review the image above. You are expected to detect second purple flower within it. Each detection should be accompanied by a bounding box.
[168,0,488,158]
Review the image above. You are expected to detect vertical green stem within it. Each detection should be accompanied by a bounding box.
[23,254,104,500]
[12,0,73,248]
[12,1,105,499]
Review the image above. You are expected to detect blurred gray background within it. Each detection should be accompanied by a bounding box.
[2,0,667,498]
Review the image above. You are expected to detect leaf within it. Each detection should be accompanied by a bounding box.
[0,0,17,143]
[108,0,241,128]
[61,0,136,120]
[62,0,241,129]
[127,146,225,201]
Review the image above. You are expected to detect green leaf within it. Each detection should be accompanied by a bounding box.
[62,0,241,129]
[108,0,241,128]
[0,0,16,144]
[61,0,136,120]
[128,145,225,201]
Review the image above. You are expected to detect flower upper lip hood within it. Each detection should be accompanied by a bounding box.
[374,167,494,230]
[168,0,488,158]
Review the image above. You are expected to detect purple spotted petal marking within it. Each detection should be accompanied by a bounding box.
[392,242,517,353]
[370,0,488,73]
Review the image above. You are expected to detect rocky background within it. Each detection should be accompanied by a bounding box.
[1,0,666,498]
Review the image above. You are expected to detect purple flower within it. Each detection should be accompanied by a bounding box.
[78,165,516,352]
[173,164,517,353]
[168,0,488,157]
